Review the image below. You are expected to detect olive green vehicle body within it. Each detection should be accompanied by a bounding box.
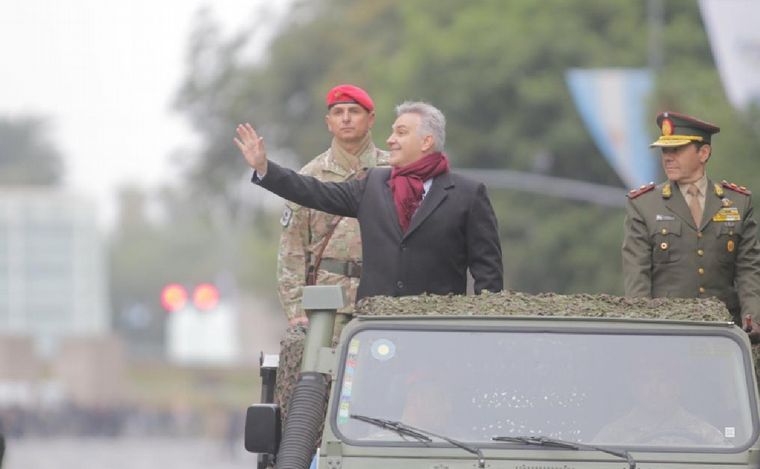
[252,286,760,469]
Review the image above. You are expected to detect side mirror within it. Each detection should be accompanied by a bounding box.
[245,404,281,454]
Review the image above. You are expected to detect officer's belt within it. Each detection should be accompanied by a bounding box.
[317,259,362,278]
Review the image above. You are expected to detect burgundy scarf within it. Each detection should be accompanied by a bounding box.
[388,152,450,232]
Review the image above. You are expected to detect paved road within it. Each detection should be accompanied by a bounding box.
[3,436,258,469]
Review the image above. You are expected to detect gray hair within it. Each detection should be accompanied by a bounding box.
[395,101,446,152]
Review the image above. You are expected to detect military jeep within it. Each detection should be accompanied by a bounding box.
[247,286,760,469]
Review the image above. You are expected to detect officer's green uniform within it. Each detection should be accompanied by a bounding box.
[622,112,760,325]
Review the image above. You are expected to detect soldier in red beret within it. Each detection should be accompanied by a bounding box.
[275,84,388,326]
[622,111,760,342]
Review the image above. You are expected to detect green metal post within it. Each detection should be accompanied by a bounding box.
[300,285,345,372]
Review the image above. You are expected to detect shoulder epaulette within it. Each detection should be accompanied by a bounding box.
[721,180,752,196]
[627,182,656,199]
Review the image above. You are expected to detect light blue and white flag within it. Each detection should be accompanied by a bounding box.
[566,68,658,189]
[699,0,760,112]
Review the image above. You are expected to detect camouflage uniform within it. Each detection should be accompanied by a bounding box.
[277,137,389,322]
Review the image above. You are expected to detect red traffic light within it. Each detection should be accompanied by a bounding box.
[193,283,220,311]
[160,283,188,312]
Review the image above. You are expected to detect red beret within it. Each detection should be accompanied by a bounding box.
[326,84,374,112]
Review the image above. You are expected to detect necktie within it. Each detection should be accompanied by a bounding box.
[686,184,702,227]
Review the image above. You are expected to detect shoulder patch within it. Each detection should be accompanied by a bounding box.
[721,180,752,195]
[627,182,656,199]
[280,206,293,227]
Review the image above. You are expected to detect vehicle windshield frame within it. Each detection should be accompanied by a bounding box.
[329,317,759,453]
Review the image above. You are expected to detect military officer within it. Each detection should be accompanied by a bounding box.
[277,84,389,326]
[622,111,760,342]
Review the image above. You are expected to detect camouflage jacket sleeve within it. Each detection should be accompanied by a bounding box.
[276,203,311,321]
[735,197,760,322]
[622,199,653,297]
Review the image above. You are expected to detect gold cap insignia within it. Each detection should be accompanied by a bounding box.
[661,118,674,136]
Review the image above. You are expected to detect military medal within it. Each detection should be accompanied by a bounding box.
[721,198,733,207]
[727,239,735,253]
[713,207,741,222]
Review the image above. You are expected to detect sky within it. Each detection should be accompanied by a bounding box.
[0,0,288,228]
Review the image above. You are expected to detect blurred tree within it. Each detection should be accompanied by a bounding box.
[0,116,63,185]
[172,0,760,296]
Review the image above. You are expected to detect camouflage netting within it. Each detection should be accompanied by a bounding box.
[275,291,758,426]
[355,290,734,321]
[275,324,331,452]
[275,325,307,424]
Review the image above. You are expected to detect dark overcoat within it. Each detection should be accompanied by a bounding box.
[255,161,503,300]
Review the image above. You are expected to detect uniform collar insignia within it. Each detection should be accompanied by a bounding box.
[714,183,724,197]
[662,183,672,199]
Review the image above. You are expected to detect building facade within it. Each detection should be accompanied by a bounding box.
[0,188,110,356]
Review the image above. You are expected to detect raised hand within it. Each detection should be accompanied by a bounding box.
[234,123,268,175]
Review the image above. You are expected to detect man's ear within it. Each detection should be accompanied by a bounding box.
[368,111,376,129]
[421,134,435,153]
[699,143,712,164]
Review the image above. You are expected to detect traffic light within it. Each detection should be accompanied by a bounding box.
[160,283,188,312]
[192,283,220,311]
[162,282,238,365]
[159,283,221,312]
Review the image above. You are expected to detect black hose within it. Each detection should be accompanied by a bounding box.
[276,372,328,469]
